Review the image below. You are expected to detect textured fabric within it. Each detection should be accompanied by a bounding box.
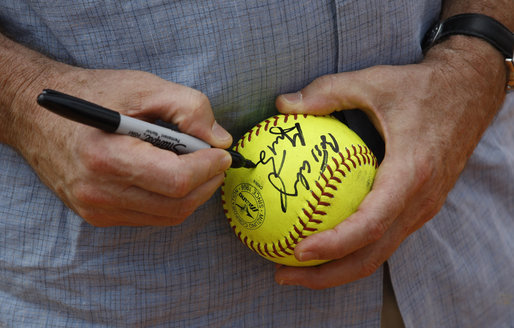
[389,94,514,328]
[1,1,513,327]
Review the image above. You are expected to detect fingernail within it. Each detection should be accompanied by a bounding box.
[298,251,318,262]
[278,278,296,286]
[281,91,303,105]
[220,151,232,170]
[212,121,232,142]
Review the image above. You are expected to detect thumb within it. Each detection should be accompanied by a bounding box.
[143,84,233,149]
[276,72,376,116]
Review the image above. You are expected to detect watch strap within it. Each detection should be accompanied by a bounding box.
[422,13,513,59]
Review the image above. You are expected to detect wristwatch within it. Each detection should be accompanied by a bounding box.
[422,14,514,92]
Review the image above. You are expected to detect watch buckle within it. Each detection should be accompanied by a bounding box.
[506,56,514,92]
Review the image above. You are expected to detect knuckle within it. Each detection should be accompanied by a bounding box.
[412,155,436,187]
[168,170,193,198]
[119,90,148,114]
[418,195,445,223]
[297,270,331,291]
[71,182,109,207]
[306,280,331,291]
[420,196,439,213]
[77,208,104,226]
[187,89,210,116]
[313,74,338,94]
[181,92,212,132]
[365,218,389,243]
[359,257,383,278]
[80,147,114,174]
[175,198,198,220]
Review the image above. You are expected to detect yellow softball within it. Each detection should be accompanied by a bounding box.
[221,114,377,266]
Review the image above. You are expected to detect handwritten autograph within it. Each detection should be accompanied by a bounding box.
[256,123,339,213]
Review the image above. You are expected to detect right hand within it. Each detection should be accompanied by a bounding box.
[11,67,233,227]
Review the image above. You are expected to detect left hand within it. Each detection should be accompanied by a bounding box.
[273,36,507,289]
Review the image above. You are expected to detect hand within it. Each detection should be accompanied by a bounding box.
[12,67,233,226]
[273,36,507,289]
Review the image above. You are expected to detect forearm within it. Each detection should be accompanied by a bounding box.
[0,33,71,150]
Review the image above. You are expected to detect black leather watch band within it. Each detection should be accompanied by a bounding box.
[422,14,513,58]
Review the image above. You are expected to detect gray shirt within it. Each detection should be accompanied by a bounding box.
[1,1,513,327]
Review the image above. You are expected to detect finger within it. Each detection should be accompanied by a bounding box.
[293,155,421,262]
[275,184,440,289]
[140,85,233,148]
[275,219,405,289]
[275,71,378,115]
[79,207,189,227]
[79,173,225,222]
[139,147,231,198]
[85,135,232,198]
[127,172,225,219]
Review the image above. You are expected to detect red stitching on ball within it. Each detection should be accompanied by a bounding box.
[294,225,307,239]
[237,114,304,151]
[332,156,340,169]
[265,244,276,258]
[311,190,320,202]
[346,148,357,168]
[322,192,334,198]
[278,241,293,255]
[264,120,271,131]
[224,115,378,262]
[320,172,328,184]
[326,183,337,190]
[249,240,257,254]
[353,145,361,166]
[255,123,262,136]
[358,145,367,165]
[272,244,282,258]
[298,217,307,228]
[256,243,266,257]
[285,236,295,250]
[289,231,299,244]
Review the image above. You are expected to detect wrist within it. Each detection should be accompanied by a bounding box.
[423,34,507,105]
[0,35,76,150]
[422,13,513,93]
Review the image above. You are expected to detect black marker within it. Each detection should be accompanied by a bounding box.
[37,89,256,168]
